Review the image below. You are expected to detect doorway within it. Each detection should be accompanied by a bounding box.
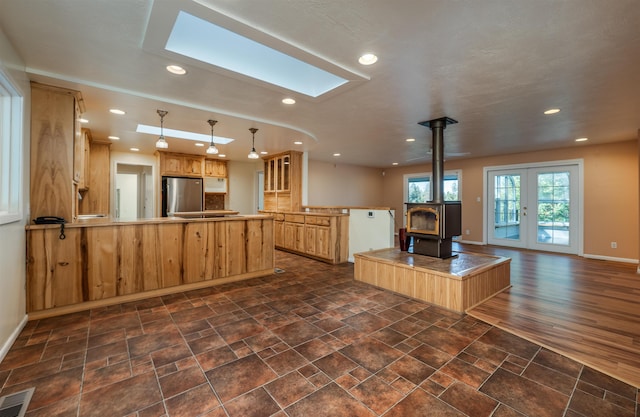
[115,163,153,219]
[486,162,582,254]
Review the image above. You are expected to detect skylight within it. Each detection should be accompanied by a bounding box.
[136,124,234,144]
[165,11,348,97]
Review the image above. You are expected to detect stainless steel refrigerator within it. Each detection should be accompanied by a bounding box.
[162,176,203,216]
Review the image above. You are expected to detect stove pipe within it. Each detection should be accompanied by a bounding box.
[418,117,458,203]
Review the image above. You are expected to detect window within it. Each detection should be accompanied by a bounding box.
[403,170,461,228]
[405,171,461,203]
[0,69,23,225]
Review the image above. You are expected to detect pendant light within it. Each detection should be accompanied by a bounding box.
[155,109,169,149]
[248,127,259,159]
[206,119,219,155]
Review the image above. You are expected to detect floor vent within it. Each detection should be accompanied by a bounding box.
[0,388,34,417]
[274,268,286,274]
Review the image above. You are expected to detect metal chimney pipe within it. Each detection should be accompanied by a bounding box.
[418,117,458,204]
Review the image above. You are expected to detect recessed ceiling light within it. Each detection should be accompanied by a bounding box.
[110,109,126,115]
[166,65,187,75]
[130,148,139,152]
[260,151,268,155]
[358,53,378,65]
[79,118,89,123]
[392,162,399,166]
[333,153,341,157]
[282,98,296,105]
[218,154,226,158]
[195,143,204,147]
[406,138,415,142]
[544,108,560,115]
[294,141,303,145]
[575,137,588,142]
[108,135,120,140]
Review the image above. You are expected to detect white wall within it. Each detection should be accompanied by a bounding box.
[228,160,262,214]
[307,160,385,206]
[0,26,30,359]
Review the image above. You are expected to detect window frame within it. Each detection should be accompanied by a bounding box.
[0,68,24,225]
[402,169,462,226]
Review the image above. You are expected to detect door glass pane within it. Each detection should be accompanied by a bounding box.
[283,156,290,190]
[493,174,521,240]
[537,171,570,245]
[276,158,282,190]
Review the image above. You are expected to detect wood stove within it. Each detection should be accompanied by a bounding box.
[406,202,461,258]
[406,117,462,258]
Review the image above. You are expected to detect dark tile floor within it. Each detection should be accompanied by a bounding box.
[1,251,638,417]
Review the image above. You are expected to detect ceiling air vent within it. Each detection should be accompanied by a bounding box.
[0,388,35,417]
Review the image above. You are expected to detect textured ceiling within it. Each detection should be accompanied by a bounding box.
[0,0,638,167]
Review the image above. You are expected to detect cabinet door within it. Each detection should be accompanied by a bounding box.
[265,159,276,191]
[281,155,290,191]
[274,220,285,247]
[183,156,203,175]
[283,222,305,252]
[293,223,305,252]
[27,228,83,311]
[162,154,184,175]
[305,225,317,255]
[30,85,76,222]
[315,226,332,259]
[205,159,227,177]
[74,125,87,188]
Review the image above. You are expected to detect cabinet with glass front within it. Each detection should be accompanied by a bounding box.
[263,151,302,212]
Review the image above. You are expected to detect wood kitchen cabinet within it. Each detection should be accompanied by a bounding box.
[75,128,91,190]
[263,151,302,212]
[204,158,227,177]
[79,140,111,215]
[158,152,204,177]
[276,212,349,264]
[283,214,305,253]
[274,213,285,247]
[26,216,274,317]
[30,82,85,222]
[183,155,204,176]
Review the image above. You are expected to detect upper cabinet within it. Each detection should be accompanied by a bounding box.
[204,158,227,178]
[79,140,111,216]
[74,128,90,190]
[158,152,204,177]
[30,82,85,222]
[263,151,302,212]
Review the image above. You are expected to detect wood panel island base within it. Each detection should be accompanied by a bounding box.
[26,215,274,319]
[354,248,511,314]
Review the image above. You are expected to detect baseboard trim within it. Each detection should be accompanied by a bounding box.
[583,253,639,265]
[0,314,28,363]
[457,239,485,245]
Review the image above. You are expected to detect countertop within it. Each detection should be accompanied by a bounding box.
[170,210,240,218]
[26,213,272,229]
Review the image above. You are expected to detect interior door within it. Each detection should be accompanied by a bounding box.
[488,164,580,254]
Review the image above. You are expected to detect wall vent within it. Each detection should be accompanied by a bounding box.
[0,388,35,417]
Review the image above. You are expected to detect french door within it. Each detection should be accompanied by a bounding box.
[487,164,581,254]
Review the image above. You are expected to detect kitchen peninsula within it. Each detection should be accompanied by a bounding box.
[26,215,274,319]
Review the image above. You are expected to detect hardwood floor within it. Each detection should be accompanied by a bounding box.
[461,242,640,388]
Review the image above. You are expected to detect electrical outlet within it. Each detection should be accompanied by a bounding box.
[465,229,470,235]
[368,211,374,218]
[611,242,617,249]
